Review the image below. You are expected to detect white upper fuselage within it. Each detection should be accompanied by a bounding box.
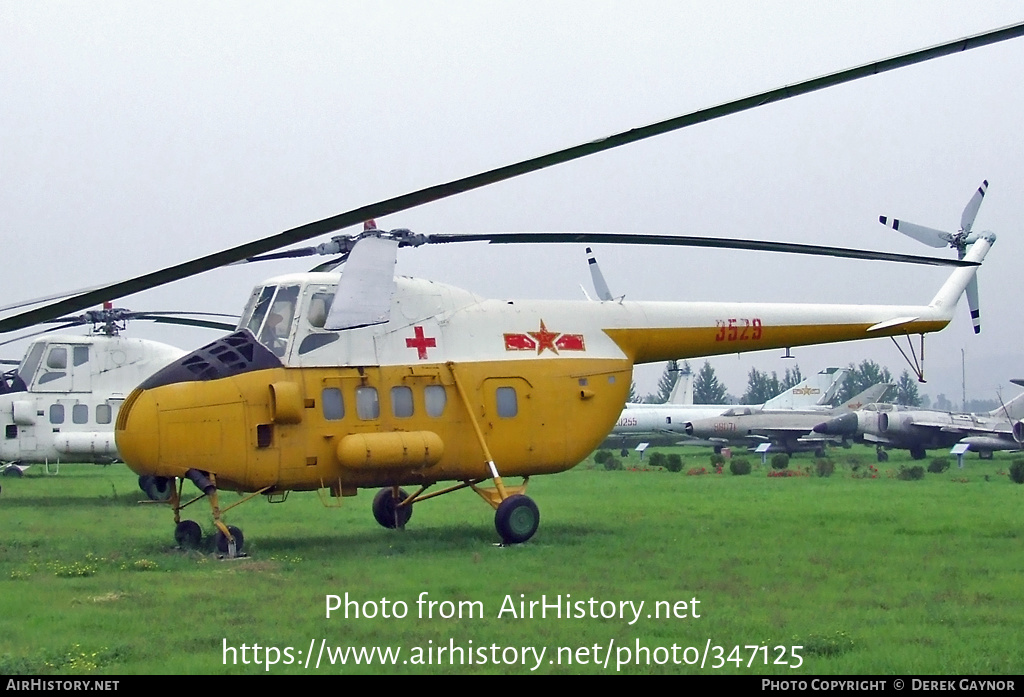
[0,334,185,464]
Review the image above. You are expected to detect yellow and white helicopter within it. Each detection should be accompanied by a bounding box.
[0,22,1017,554]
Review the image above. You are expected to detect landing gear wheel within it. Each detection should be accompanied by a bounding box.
[910,447,927,461]
[214,525,244,556]
[876,449,889,462]
[3,465,24,477]
[139,475,173,501]
[174,520,202,549]
[495,494,540,545]
[372,488,412,529]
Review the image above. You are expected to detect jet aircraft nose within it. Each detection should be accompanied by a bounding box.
[813,412,858,435]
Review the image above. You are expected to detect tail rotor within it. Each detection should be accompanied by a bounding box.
[880,180,988,333]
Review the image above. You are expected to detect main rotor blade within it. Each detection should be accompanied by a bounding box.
[3,20,1021,334]
[139,316,238,331]
[426,232,977,267]
[0,322,85,348]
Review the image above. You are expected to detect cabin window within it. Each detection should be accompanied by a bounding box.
[496,387,518,418]
[73,346,89,367]
[391,386,414,418]
[72,404,89,424]
[5,425,15,439]
[425,385,447,417]
[49,404,64,424]
[356,387,380,420]
[46,348,67,370]
[96,404,112,425]
[322,388,345,420]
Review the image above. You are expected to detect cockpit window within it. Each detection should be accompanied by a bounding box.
[256,285,300,358]
[18,343,45,384]
[245,287,276,335]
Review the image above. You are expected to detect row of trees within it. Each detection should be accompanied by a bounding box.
[636,359,926,407]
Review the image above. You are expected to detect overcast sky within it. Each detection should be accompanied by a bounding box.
[2,1,1023,405]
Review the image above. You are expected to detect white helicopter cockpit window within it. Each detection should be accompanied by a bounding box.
[38,347,68,385]
[18,342,45,386]
[243,286,276,334]
[254,286,300,358]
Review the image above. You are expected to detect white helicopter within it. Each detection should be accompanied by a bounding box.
[0,22,1017,553]
[0,305,235,498]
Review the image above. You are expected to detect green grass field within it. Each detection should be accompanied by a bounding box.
[0,446,1020,675]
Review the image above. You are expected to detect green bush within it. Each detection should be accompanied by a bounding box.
[648,451,667,468]
[815,459,835,477]
[846,455,863,471]
[603,457,623,471]
[594,450,612,465]
[928,458,950,474]
[665,453,683,473]
[710,453,726,467]
[770,453,790,470]
[897,465,925,481]
[1009,460,1024,484]
[729,458,752,475]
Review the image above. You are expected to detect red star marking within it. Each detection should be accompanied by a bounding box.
[529,320,560,355]
[405,326,436,360]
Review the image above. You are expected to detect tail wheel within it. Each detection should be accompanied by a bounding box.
[214,525,244,556]
[372,488,412,529]
[174,520,202,549]
[495,494,540,545]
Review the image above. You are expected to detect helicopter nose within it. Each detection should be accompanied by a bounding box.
[115,387,162,476]
[813,412,858,435]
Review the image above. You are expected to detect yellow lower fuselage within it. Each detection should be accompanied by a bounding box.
[116,358,632,494]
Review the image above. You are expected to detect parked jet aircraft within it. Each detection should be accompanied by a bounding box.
[812,387,1024,460]
[609,367,846,446]
[683,383,893,455]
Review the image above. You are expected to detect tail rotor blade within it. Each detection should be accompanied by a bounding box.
[585,247,614,301]
[965,276,981,334]
[878,217,952,248]
[960,180,989,233]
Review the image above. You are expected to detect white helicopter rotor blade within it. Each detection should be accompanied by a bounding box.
[878,216,953,248]
[960,180,989,233]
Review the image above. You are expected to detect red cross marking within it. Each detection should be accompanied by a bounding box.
[405,325,437,360]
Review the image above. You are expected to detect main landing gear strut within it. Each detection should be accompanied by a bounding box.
[367,478,540,545]
[161,468,260,558]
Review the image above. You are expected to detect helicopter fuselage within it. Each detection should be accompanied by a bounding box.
[114,249,985,496]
